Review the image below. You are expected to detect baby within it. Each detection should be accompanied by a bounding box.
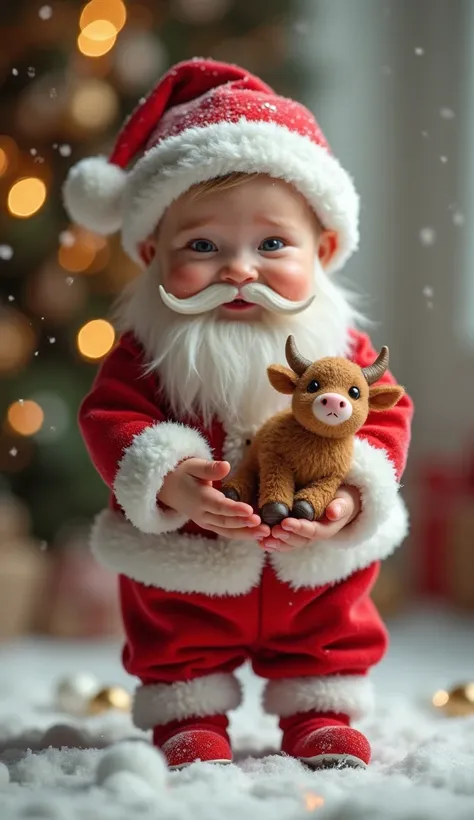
[64,58,413,770]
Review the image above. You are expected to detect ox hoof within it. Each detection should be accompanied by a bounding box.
[221,487,240,502]
[260,502,290,527]
[291,500,315,521]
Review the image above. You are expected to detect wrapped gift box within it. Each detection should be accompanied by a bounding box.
[415,451,474,606]
[44,541,124,638]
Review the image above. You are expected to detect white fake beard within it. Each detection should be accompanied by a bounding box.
[113,258,365,430]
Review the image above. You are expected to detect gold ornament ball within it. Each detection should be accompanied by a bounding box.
[87,686,131,715]
[432,683,474,717]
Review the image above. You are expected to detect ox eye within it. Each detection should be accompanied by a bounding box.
[348,386,360,400]
[307,380,320,393]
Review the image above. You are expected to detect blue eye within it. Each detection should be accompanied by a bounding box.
[188,239,217,253]
[259,237,285,252]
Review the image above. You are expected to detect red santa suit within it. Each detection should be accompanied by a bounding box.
[63,57,413,760]
[79,329,412,733]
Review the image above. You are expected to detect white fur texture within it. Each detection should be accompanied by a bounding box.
[270,438,409,589]
[133,673,243,728]
[263,674,374,719]
[113,257,361,430]
[121,121,359,272]
[96,741,167,789]
[90,509,265,595]
[62,157,126,235]
[113,422,212,534]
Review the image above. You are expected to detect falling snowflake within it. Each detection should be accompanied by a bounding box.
[59,230,75,247]
[12,68,18,76]
[39,5,52,19]
[30,148,37,156]
[27,67,36,78]
[423,286,434,299]
[34,156,45,164]
[0,245,13,260]
[39,541,48,551]
[419,227,436,246]
[48,336,56,344]
[414,47,424,56]
[50,88,57,99]
[9,448,18,457]
[440,107,455,120]
[59,144,72,157]
[34,351,39,357]
[421,130,429,138]
[52,143,58,149]
[440,155,448,163]
[18,399,24,405]
[65,276,75,286]
[452,210,465,227]
[7,295,15,302]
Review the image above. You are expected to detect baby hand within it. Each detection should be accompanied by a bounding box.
[158,459,271,540]
[258,485,361,552]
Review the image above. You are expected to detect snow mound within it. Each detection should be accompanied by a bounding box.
[96,740,168,790]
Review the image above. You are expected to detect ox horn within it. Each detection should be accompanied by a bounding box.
[361,346,390,385]
[285,335,312,376]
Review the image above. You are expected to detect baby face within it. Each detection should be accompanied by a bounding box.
[143,175,336,321]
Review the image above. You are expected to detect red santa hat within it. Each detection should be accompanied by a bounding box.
[63,58,359,273]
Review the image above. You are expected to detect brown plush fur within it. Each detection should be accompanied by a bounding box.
[222,339,405,523]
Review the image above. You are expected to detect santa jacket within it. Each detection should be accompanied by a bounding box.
[79,330,413,597]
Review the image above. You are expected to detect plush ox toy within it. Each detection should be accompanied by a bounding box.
[222,336,405,527]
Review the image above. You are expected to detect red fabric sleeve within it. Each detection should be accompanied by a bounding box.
[79,333,163,491]
[349,330,414,480]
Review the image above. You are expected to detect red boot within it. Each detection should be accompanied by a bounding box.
[281,711,371,769]
[153,715,232,770]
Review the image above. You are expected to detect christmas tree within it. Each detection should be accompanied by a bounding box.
[0,0,301,546]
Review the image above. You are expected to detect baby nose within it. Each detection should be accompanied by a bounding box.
[220,255,258,285]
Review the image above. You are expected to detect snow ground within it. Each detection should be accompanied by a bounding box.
[1,604,474,819]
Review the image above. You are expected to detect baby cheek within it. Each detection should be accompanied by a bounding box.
[164,262,214,298]
[268,262,313,301]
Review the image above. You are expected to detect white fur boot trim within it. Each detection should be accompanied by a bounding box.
[263,675,374,720]
[133,673,243,729]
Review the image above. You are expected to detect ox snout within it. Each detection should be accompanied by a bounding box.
[312,392,353,426]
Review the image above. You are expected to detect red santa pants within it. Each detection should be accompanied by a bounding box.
[120,560,387,731]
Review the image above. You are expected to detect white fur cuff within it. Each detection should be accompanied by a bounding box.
[133,673,243,729]
[114,422,212,534]
[90,509,265,595]
[334,437,405,548]
[263,675,374,720]
[270,438,409,588]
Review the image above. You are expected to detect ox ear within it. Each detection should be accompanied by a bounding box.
[368,384,405,411]
[267,365,298,395]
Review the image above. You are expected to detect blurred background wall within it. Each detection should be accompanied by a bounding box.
[0,0,473,638]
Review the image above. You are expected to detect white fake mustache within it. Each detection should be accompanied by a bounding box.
[158,282,315,315]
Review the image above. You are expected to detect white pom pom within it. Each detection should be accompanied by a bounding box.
[62,157,126,235]
[96,740,168,791]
